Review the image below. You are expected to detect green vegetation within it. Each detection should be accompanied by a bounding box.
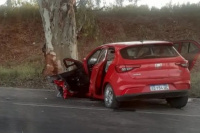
[0,63,48,89]
[190,72,200,98]
[0,3,40,20]
[190,59,200,98]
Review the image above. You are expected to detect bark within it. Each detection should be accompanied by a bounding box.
[37,0,78,76]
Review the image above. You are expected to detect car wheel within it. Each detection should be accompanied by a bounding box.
[166,96,188,109]
[104,84,119,109]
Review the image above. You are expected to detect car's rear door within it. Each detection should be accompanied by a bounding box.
[174,40,200,70]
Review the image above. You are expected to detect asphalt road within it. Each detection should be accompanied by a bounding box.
[0,87,200,133]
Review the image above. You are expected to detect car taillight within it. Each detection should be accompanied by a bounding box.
[175,61,189,68]
[115,65,141,73]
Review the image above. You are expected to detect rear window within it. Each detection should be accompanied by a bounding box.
[120,44,179,60]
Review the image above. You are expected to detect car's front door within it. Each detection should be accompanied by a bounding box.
[89,48,108,96]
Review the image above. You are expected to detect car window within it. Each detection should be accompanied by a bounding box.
[181,43,189,54]
[173,43,179,51]
[107,48,115,61]
[91,50,101,59]
[97,49,107,63]
[105,48,115,72]
[88,49,101,65]
[120,44,179,60]
[189,43,198,53]
[181,42,199,54]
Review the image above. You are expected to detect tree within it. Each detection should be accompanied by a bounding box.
[116,0,124,7]
[37,0,78,76]
[128,0,139,5]
[7,0,12,7]
[95,0,101,8]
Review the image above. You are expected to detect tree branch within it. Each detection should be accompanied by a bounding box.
[76,13,87,36]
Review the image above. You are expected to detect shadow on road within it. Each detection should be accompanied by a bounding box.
[112,99,171,112]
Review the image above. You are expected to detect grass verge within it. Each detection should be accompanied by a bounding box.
[0,62,199,97]
[190,59,200,98]
[190,71,200,98]
[0,63,49,89]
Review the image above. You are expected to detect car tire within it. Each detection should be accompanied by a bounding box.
[104,84,119,109]
[166,96,188,109]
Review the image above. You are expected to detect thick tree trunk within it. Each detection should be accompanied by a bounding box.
[37,0,78,76]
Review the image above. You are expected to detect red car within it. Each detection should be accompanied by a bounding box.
[49,41,190,109]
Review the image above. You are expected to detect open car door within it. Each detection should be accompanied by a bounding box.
[62,58,90,93]
[89,48,107,96]
[173,40,200,70]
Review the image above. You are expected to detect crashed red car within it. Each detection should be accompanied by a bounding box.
[49,41,191,109]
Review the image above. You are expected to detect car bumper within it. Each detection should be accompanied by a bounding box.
[116,90,188,101]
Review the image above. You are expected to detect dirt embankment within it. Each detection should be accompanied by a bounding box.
[0,19,44,65]
[1,13,200,65]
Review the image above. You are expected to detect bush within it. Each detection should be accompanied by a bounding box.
[0,3,40,20]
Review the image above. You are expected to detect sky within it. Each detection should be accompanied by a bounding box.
[107,0,200,8]
[137,0,200,8]
[0,0,199,8]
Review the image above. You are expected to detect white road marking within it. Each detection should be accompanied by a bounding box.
[137,110,200,118]
[0,100,10,103]
[0,87,55,92]
[13,102,109,111]
[1,98,200,118]
[10,102,200,118]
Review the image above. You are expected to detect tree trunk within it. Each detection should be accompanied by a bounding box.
[37,0,78,76]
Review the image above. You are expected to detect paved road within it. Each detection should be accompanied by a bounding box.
[0,87,200,133]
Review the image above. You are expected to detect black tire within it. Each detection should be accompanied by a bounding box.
[166,96,188,109]
[104,84,119,109]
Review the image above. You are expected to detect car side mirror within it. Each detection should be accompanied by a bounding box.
[88,58,97,65]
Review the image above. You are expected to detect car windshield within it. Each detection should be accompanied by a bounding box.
[120,44,179,60]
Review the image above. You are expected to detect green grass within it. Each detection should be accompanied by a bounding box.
[190,59,200,98]
[190,72,200,98]
[0,62,199,96]
[0,63,49,89]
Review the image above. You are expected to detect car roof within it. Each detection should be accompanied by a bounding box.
[102,41,173,48]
